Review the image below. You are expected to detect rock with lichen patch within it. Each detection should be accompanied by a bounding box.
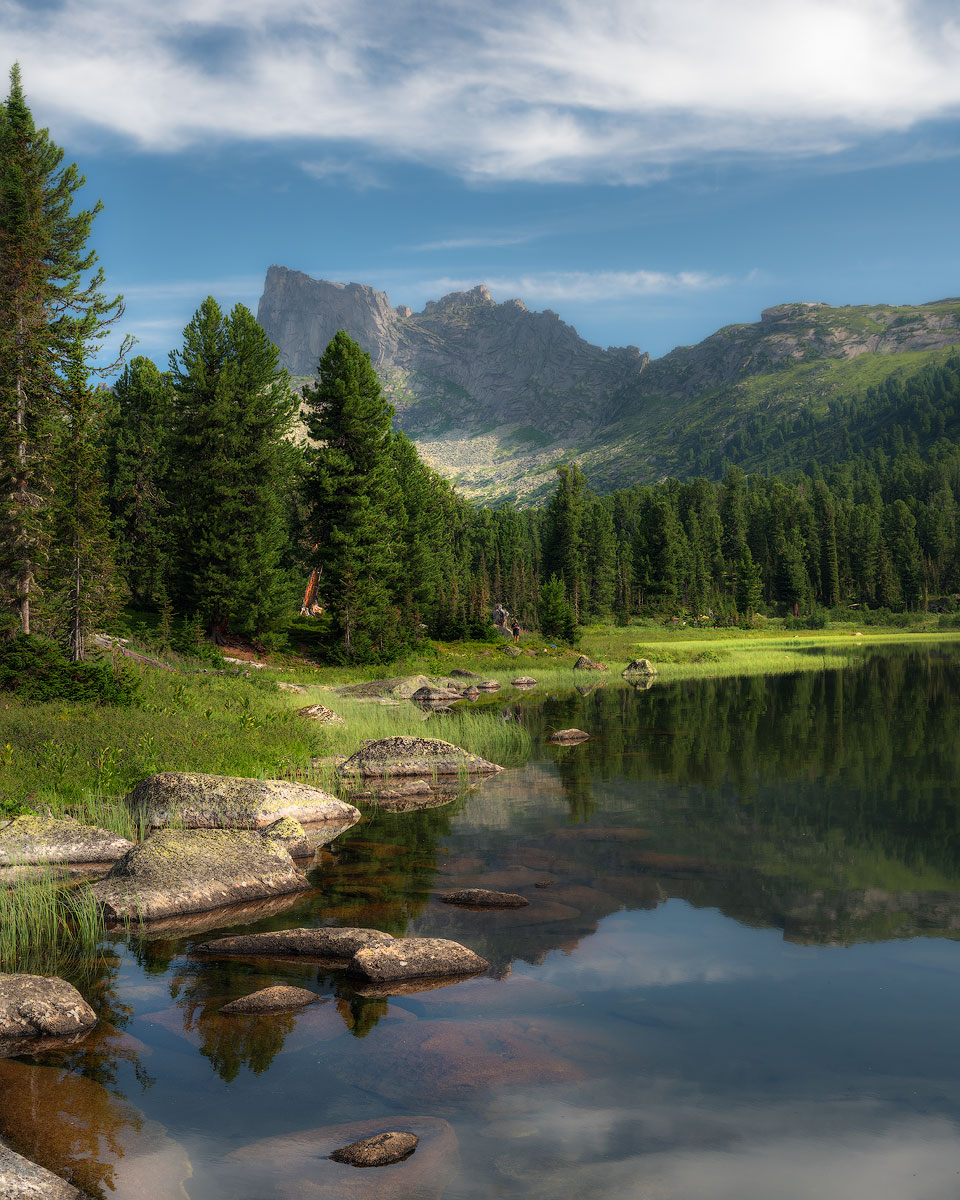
[0,1139,87,1197]
[339,737,502,779]
[511,676,537,687]
[92,828,309,922]
[296,703,346,724]
[573,655,607,671]
[347,937,488,983]
[262,817,310,857]
[196,926,394,960]
[0,973,96,1052]
[330,1131,419,1167]
[220,985,319,1014]
[622,658,657,677]
[0,814,133,866]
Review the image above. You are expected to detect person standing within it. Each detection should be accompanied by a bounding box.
[511,617,521,644]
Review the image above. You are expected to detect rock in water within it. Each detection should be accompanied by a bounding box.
[549,729,590,744]
[197,927,394,960]
[347,938,488,983]
[330,1131,419,1167]
[573,655,607,671]
[126,772,360,834]
[339,737,503,778]
[622,658,657,676]
[0,815,133,865]
[91,829,310,922]
[441,889,529,908]
[0,1140,86,1198]
[511,676,537,687]
[277,681,308,694]
[410,686,461,702]
[0,973,96,1050]
[220,986,319,1015]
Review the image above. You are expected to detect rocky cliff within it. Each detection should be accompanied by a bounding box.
[258,266,960,500]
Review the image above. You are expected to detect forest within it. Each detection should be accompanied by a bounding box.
[3,64,960,669]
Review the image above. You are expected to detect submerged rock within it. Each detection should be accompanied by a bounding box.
[197,926,394,960]
[347,937,488,983]
[0,1139,87,1198]
[549,728,590,744]
[330,1131,419,1167]
[572,655,607,671]
[622,658,657,676]
[296,703,346,724]
[0,814,132,866]
[92,829,310,922]
[339,736,503,779]
[126,772,360,834]
[441,888,529,908]
[220,986,319,1015]
[0,973,96,1052]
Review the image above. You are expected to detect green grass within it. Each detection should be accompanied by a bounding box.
[0,867,105,976]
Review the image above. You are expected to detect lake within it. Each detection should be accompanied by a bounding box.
[4,645,960,1199]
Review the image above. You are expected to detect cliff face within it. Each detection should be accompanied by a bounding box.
[258,266,960,501]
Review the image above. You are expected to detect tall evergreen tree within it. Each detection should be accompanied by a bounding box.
[542,464,587,617]
[303,331,399,661]
[0,65,127,633]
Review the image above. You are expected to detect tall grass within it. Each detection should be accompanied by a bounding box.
[0,867,105,977]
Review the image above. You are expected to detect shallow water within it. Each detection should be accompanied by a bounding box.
[5,646,960,1199]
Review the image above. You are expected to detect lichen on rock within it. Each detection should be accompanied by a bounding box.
[0,815,133,865]
[339,736,503,779]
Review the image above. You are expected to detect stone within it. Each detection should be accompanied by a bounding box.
[448,669,482,679]
[277,681,308,693]
[335,674,437,699]
[197,926,395,960]
[0,815,133,866]
[0,973,96,1051]
[339,736,503,779]
[91,829,310,922]
[220,985,319,1015]
[125,772,360,834]
[0,1139,87,1198]
[511,676,537,687]
[296,704,345,724]
[441,888,529,908]
[410,686,461,702]
[329,1132,419,1167]
[549,729,590,744]
[347,937,488,983]
[262,816,310,857]
[572,655,607,671]
[476,680,501,690]
[503,646,521,657]
[622,658,657,676]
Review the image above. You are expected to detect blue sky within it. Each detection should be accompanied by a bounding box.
[5,0,960,370]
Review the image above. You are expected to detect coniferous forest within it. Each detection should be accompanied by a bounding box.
[3,66,960,667]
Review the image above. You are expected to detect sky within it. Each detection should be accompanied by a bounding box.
[4,0,960,370]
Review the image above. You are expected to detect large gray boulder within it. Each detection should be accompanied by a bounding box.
[0,1140,87,1198]
[622,658,657,677]
[0,973,96,1051]
[347,938,488,983]
[339,736,503,779]
[126,772,360,836]
[91,829,310,922]
[197,926,394,960]
[0,815,132,865]
[573,655,608,671]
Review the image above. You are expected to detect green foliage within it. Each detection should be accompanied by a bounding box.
[0,869,104,976]
[0,634,139,704]
[538,574,578,643]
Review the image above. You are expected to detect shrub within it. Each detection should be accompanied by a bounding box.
[0,635,140,705]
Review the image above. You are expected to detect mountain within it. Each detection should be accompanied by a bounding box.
[257,265,960,501]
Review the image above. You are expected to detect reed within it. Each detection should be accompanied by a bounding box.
[0,867,105,976]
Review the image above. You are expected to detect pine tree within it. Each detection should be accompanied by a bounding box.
[303,330,400,661]
[542,464,587,618]
[0,65,127,634]
[538,574,577,643]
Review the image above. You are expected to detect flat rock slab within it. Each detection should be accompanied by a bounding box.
[0,973,96,1054]
[441,888,529,908]
[220,985,319,1015]
[347,937,488,983]
[277,682,308,694]
[296,704,345,724]
[0,815,133,866]
[126,772,360,833]
[198,926,395,960]
[335,675,437,699]
[92,829,310,922]
[549,728,590,744]
[511,676,537,686]
[0,1140,86,1198]
[339,736,503,779]
[330,1131,418,1167]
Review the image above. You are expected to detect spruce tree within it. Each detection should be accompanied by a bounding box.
[0,65,127,634]
[302,331,399,661]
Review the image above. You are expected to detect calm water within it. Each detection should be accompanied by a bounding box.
[4,646,960,1199]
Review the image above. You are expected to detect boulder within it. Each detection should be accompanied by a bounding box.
[622,658,657,676]
[573,655,608,671]
[339,737,503,779]
[347,938,488,983]
[448,669,481,679]
[335,675,437,699]
[330,1131,419,1167]
[197,926,394,960]
[410,686,461,702]
[503,646,521,657]
[220,985,319,1015]
[549,728,590,744]
[511,676,537,687]
[0,973,96,1051]
[125,772,360,835]
[91,829,310,922]
[262,817,310,858]
[0,1140,87,1198]
[296,703,346,724]
[0,815,133,865]
[277,681,308,694]
[476,680,501,690]
[441,889,529,908]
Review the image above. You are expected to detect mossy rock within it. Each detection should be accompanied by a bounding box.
[338,736,503,779]
[0,814,133,865]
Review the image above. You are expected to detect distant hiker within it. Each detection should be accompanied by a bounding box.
[511,619,521,644]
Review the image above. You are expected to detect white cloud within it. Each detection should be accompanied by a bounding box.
[418,268,733,304]
[4,0,960,181]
